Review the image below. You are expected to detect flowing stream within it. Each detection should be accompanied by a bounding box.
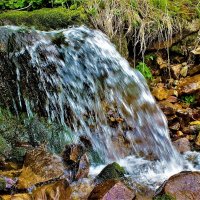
[0,25,199,189]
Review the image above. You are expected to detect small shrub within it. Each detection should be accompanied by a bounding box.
[181,94,196,105]
[136,62,153,80]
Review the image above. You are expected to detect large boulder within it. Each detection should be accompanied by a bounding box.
[17,146,65,189]
[94,162,126,184]
[155,171,200,200]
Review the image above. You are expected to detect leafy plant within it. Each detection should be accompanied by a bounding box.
[136,62,153,80]
[181,94,196,105]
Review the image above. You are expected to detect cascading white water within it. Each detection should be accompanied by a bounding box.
[0,25,198,188]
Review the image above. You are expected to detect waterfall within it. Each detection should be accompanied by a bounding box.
[0,25,187,187]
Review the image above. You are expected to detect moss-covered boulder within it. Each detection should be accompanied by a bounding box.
[94,162,126,184]
[0,7,88,31]
[0,107,72,162]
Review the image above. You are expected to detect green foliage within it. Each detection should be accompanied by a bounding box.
[150,0,168,11]
[154,194,176,200]
[0,0,87,10]
[0,7,87,30]
[181,94,196,105]
[0,0,45,10]
[136,62,153,80]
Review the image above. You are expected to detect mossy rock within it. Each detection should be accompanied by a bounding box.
[0,7,88,31]
[94,162,126,184]
[0,135,11,158]
[0,107,73,162]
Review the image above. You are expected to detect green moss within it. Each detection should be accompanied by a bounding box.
[0,7,88,30]
[154,194,176,200]
[95,162,126,183]
[0,107,73,162]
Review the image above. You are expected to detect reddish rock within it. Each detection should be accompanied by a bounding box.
[166,96,178,103]
[178,74,200,94]
[156,171,200,200]
[173,138,191,153]
[88,179,135,200]
[17,146,65,189]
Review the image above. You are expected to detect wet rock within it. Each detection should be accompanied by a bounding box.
[156,171,200,200]
[152,86,175,101]
[176,131,184,137]
[166,96,178,103]
[62,144,89,181]
[94,162,125,184]
[111,133,132,158]
[33,179,69,200]
[173,138,191,153]
[186,134,196,141]
[178,74,200,94]
[188,64,200,76]
[75,154,89,180]
[66,178,95,200]
[159,101,182,115]
[0,109,69,162]
[17,146,65,189]
[159,101,175,115]
[156,56,167,69]
[0,193,32,200]
[171,64,181,79]
[88,179,135,200]
[180,65,188,77]
[62,144,84,164]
